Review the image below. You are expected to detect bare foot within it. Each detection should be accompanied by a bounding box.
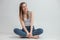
[32,35,39,39]
[19,35,39,39]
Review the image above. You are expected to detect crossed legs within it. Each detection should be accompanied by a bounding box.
[14,28,43,39]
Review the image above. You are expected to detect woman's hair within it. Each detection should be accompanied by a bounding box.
[19,2,29,21]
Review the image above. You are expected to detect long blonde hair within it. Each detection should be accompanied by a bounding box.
[19,2,29,21]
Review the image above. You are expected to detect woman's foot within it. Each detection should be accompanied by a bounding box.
[19,35,39,39]
[32,35,39,39]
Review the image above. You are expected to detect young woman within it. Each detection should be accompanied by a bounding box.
[14,2,43,39]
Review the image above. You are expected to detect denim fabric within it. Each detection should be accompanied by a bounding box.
[14,26,43,37]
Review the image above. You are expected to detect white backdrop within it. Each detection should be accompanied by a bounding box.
[0,0,60,40]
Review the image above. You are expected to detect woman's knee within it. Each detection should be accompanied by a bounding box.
[13,28,27,37]
[37,28,43,34]
[13,28,19,33]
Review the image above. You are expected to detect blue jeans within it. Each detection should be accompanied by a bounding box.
[14,26,43,37]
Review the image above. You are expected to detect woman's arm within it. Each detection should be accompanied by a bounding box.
[30,11,34,34]
[19,16,29,34]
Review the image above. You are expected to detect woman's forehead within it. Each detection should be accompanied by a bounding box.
[22,4,27,7]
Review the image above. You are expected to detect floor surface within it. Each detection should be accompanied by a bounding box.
[0,33,59,40]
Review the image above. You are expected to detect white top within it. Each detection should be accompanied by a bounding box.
[24,11,31,26]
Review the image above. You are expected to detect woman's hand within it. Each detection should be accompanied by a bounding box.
[29,32,33,38]
[26,32,30,37]
[26,32,33,38]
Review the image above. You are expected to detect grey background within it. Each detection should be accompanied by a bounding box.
[0,0,60,40]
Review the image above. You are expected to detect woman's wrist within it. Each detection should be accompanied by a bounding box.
[26,31,29,34]
[30,26,33,33]
[30,29,32,33]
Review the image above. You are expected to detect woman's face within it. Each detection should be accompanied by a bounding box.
[22,4,28,12]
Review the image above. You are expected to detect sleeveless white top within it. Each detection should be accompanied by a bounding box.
[24,11,31,26]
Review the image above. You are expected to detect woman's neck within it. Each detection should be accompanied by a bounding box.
[23,11,29,19]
